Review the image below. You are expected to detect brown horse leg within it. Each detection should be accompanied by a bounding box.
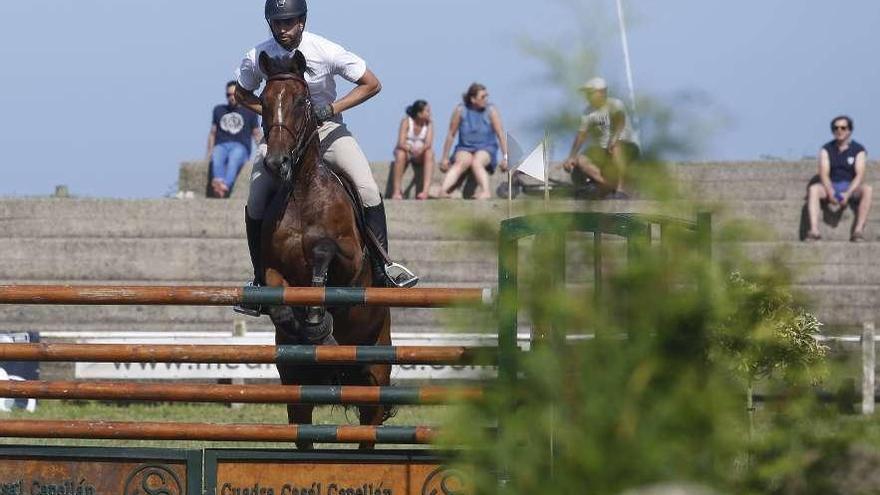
[356,362,392,450]
[281,365,317,451]
[272,276,320,452]
[288,402,316,451]
[278,362,322,451]
[304,240,338,345]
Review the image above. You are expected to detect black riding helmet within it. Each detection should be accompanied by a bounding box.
[265,0,307,22]
[265,0,308,49]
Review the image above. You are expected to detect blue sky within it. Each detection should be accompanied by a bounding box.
[0,0,877,198]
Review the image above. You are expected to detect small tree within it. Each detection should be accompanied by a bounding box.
[441,214,839,494]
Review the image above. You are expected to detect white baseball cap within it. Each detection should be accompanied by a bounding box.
[581,77,607,91]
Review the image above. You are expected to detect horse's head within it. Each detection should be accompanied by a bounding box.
[259,50,317,183]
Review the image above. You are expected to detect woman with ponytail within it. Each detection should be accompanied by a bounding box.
[390,100,434,199]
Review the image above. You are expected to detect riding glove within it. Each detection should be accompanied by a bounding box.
[314,104,335,123]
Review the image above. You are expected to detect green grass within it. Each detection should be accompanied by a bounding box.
[0,400,454,450]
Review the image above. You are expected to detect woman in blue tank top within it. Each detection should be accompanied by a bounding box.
[437,83,509,199]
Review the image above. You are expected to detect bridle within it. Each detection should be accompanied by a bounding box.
[263,73,319,181]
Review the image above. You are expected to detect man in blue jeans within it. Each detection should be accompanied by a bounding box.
[205,81,261,198]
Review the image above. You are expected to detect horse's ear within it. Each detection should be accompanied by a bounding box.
[292,50,313,77]
[258,51,277,77]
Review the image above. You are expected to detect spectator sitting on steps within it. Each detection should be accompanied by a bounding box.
[805,115,873,242]
[390,100,435,200]
[436,83,509,199]
[563,77,640,200]
[205,81,261,198]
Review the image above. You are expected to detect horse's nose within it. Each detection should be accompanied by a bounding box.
[264,154,284,173]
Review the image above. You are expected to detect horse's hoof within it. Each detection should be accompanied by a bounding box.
[305,306,325,325]
[302,312,336,345]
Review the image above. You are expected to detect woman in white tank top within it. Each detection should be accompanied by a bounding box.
[391,100,434,200]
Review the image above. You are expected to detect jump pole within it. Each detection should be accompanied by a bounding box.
[0,285,494,308]
[0,343,498,365]
[0,381,483,405]
[0,420,436,444]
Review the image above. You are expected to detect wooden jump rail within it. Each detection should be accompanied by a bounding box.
[0,420,436,444]
[0,285,494,308]
[0,285,496,445]
[0,343,499,365]
[0,381,483,405]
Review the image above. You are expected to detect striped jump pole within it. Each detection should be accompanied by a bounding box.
[0,381,483,405]
[0,343,499,365]
[0,420,436,444]
[0,285,494,308]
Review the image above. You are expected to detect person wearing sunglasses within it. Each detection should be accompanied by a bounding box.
[806,115,873,242]
[436,83,509,199]
[205,81,262,198]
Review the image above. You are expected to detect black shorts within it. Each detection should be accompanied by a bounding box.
[584,142,640,167]
[570,142,640,186]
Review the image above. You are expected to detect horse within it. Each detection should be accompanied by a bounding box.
[256,51,392,449]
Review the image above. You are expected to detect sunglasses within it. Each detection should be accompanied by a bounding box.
[226,93,236,97]
[833,125,850,131]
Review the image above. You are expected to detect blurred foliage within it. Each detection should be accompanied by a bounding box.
[439,208,880,494]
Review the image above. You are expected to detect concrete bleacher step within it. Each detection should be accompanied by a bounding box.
[22,238,880,288]
[0,197,728,237]
[688,182,863,201]
[689,182,811,201]
[669,161,819,181]
[6,197,873,244]
[0,238,496,282]
[702,201,876,242]
[0,198,515,240]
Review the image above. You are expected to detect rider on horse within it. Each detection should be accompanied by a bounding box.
[233,0,418,315]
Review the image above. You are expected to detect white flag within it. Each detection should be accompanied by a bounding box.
[515,142,546,183]
[507,133,525,169]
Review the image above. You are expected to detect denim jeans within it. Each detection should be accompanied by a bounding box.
[211,141,249,189]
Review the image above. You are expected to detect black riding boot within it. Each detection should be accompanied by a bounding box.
[245,210,264,286]
[363,203,389,286]
[364,201,419,288]
[234,208,265,317]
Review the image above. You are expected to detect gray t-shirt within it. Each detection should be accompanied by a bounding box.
[578,97,639,149]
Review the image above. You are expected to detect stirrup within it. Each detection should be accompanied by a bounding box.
[384,262,419,288]
[233,281,264,317]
